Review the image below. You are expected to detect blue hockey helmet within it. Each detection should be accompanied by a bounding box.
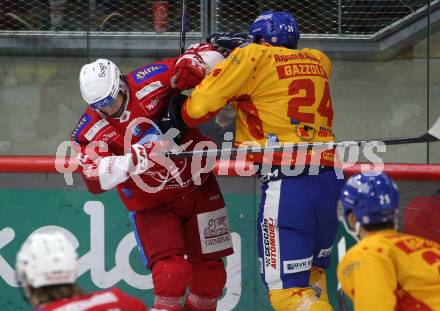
[339,173,399,226]
[249,11,300,48]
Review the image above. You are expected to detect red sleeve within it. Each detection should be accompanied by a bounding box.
[71,110,124,194]
[111,288,149,310]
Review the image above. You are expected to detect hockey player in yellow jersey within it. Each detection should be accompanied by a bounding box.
[166,10,345,311]
[182,16,336,167]
[338,173,440,311]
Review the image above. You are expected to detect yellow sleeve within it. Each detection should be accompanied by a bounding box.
[338,248,397,311]
[182,44,257,127]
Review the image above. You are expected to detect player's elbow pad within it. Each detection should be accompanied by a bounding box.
[97,155,132,190]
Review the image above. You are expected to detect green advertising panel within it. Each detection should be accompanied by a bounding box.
[0,189,354,310]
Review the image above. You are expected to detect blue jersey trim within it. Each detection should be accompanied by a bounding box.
[129,211,149,267]
[71,114,92,141]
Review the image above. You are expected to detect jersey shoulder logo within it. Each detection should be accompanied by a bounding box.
[131,64,168,84]
[71,113,92,141]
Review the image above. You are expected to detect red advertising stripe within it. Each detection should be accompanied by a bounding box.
[0,156,439,180]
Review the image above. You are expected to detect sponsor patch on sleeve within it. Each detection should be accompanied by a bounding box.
[71,114,92,141]
[132,64,168,84]
[84,119,110,141]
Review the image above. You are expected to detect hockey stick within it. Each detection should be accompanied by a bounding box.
[337,288,349,311]
[179,0,187,55]
[168,116,440,158]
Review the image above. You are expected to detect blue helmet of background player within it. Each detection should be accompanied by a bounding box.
[249,11,300,49]
[338,173,399,239]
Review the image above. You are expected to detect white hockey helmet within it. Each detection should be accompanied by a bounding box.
[79,58,127,110]
[16,232,78,289]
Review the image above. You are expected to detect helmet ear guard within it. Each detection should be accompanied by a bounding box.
[337,201,362,242]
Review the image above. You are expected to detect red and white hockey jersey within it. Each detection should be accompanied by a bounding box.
[71,57,212,211]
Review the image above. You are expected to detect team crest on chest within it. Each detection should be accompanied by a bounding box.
[294,124,316,141]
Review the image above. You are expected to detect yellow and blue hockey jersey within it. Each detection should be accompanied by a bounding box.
[182,43,337,166]
[338,229,440,311]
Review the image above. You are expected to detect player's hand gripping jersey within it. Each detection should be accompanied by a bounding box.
[71,57,212,211]
[338,230,440,311]
[182,43,336,166]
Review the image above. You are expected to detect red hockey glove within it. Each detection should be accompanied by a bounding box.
[171,52,206,90]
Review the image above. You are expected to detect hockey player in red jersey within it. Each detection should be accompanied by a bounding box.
[71,45,233,311]
[16,231,149,311]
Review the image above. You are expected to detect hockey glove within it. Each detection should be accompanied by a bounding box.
[207,32,250,57]
[171,52,206,90]
[130,140,172,176]
[158,94,188,143]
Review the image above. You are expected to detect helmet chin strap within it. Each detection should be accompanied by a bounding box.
[341,218,361,242]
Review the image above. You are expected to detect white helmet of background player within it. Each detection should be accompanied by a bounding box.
[79,58,128,110]
[16,232,78,295]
